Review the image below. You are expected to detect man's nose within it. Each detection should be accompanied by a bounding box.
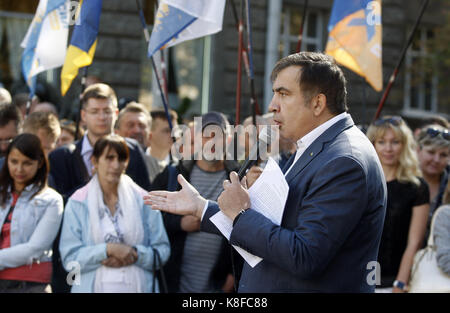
[268,95,279,113]
[133,125,142,134]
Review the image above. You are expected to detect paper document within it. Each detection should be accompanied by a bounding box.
[210,157,289,267]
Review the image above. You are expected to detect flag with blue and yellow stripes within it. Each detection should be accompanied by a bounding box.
[325,0,383,91]
[60,0,102,96]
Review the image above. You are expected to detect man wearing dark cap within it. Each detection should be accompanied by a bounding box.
[151,112,241,293]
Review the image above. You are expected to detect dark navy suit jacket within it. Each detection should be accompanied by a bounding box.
[201,115,387,292]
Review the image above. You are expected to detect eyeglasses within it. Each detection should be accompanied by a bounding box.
[0,138,13,145]
[84,109,114,116]
[420,127,450,141]
[373,116,403,126]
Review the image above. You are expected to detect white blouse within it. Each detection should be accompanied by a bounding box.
[94,202,141,293]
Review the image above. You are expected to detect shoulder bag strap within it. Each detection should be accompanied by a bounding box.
[152,248,168,293]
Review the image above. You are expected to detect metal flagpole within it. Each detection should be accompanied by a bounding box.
[135,0,173,131]
[230,0,261,126]
[234,0,244,126]
[74,66,89,140]
[373,0,430,121]
[244,0,261,127]
[295,0,309,53]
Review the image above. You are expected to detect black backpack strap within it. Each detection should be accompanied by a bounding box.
[167,164,179,192]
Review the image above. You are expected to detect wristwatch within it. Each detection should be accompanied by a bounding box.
[232,209,247,226]
[393,280,408,291]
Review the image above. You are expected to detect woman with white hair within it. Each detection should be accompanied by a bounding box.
[416,124,450,225]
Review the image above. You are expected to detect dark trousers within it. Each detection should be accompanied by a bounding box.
[0,280,51,293]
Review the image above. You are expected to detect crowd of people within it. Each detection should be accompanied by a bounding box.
[0,51,448,293]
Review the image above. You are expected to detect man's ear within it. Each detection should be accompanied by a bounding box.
[80,109,86,123]
[311,93,327,117]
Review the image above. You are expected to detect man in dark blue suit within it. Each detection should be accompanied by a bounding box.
[145,52,386,292]
[48,83,151,292]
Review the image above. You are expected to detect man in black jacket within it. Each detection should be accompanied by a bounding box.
[48,83,151,292]
[151,112,242,293]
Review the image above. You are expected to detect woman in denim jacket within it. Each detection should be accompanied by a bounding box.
[59,135,169,293]
[0,134,63,292]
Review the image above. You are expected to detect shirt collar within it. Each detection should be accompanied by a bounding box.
[295,112,349,150]
[81,133,94,157]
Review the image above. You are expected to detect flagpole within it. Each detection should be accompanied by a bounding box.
[154,2,170,109]
[244,0,261,127]
[234,0,244,126]
[295,0,309,53]
[230,0,261,126]
[135,0,173,131]
[373,0,429,121]
[361,77,368,130]
[74,66,88,140]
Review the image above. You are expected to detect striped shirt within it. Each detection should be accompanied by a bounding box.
[178,164,227,293]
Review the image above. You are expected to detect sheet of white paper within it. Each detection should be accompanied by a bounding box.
[209,211,263,267]
[209,157,289,267]
[248,157,289,225]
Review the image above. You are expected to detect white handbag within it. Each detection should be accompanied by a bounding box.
[409,205,450,293]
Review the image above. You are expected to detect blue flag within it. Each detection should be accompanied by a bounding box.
[21,0,69,97]
[148,0,226,57]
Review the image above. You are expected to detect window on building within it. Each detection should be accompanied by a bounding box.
[0,10,35,91]
[279,6,326,57]
[403,28,438,113]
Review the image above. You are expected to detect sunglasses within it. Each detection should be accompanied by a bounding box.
[421,127,450,141]
[373,116,403,126]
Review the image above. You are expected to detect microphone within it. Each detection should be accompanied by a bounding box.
[237,126,271,180]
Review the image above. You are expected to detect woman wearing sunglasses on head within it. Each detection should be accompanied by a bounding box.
[0,134,63,293]
[367,116,430,293]
[416,125,450,228]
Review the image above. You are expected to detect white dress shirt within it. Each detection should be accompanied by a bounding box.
[284,112,349,175]
[81,133,94,177]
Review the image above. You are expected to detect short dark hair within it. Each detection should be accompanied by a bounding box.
[0,133,48,206]
[81,83,117,109]
[92,134,129,163]
[271,52,348,114]
[0,103,22,131]
[150,109,178,126]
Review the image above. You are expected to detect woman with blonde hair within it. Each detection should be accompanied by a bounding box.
[367,116,430,293]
